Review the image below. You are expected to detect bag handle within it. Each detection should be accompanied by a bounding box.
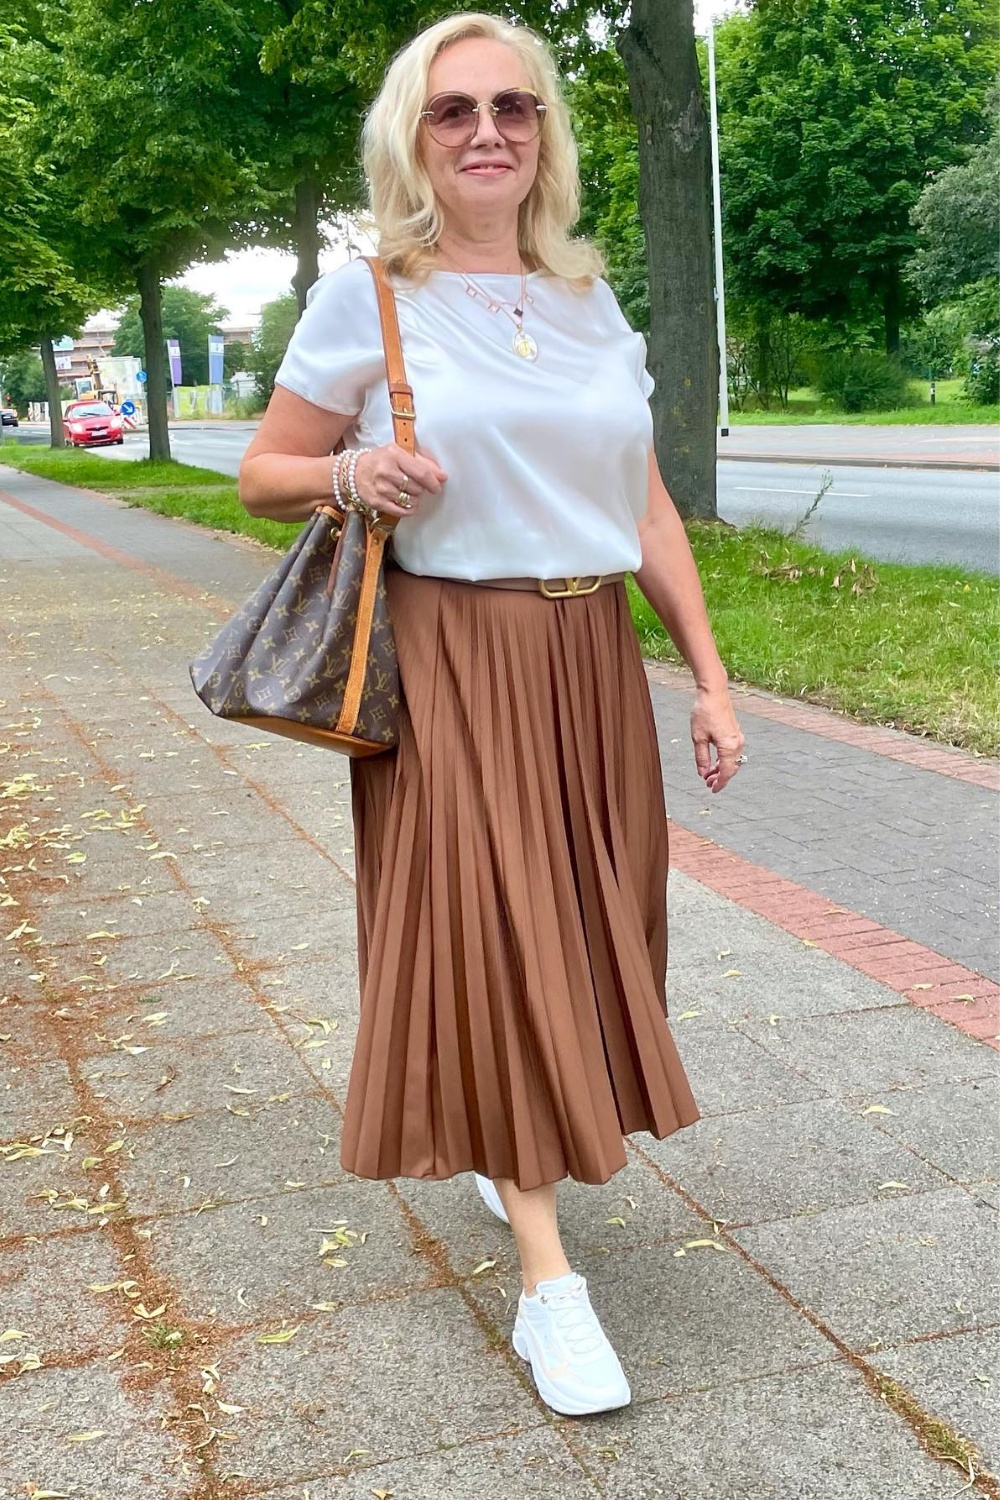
[361,255,415,457]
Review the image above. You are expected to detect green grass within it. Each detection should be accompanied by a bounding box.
[730,380,999,425]
[629,523,998,756]
[2,443,996,755]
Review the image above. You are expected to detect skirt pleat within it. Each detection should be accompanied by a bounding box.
[341,569,700,1190]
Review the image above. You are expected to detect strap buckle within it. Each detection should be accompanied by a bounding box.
[389,400,416,420]
[538,575,603,599]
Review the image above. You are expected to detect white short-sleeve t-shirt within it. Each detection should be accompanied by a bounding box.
[274,257,655,581]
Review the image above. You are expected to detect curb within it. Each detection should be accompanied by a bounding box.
[718,450,998,473]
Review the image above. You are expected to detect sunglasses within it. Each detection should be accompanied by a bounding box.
[419,88,547,146]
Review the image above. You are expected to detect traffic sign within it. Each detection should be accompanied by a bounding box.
[136,370,147,383]
[120,399,136,416]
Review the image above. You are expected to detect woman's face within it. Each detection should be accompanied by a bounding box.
[419,37,541,238]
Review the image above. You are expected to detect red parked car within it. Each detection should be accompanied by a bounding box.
[63,400,125,447]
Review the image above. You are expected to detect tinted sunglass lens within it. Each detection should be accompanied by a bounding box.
[494,91,538,138]
[427,94,476,139]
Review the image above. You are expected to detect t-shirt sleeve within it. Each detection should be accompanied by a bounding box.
[273,258,385,415]
[594,278,655,400]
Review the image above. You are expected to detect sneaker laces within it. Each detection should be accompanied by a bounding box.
[539,1283,604,1358]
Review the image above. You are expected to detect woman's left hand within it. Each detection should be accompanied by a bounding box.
[691,684,745,794]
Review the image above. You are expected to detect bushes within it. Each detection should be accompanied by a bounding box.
[809,351,919,412]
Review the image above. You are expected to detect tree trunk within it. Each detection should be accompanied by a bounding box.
[292,177,322,317]
[138,257,171,461]
[39,337,66,448]
[883,263,901,356]
[618,0,717,520]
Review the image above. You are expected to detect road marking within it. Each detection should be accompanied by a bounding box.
[732,486,871,497]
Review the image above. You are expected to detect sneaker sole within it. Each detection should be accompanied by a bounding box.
[512,1325,631,1417]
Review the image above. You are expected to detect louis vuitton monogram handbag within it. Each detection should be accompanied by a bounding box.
[188,256,412,757]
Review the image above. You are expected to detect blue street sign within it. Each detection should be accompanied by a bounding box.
[120,399,136,416]
[136,370,148,383]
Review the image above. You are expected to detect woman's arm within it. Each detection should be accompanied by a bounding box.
[633,447,745,792]
[238,385,447,524]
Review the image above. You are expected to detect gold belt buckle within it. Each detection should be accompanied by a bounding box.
[538,575,603,599]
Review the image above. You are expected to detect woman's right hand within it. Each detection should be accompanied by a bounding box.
[352,443,447,519]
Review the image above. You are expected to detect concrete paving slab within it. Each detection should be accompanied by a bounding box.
[734,1187,999,1350]
[639,1096,950,1227]
[55,924,236,990]
[0,1054,75,1140]
[253,1427,597,1498]
[0,1142,100,1240]
[214,1289,543,1487]
[80,1028,312,1122]
[0,1229,133,1357]
[120,1092,344,1215]
[27,887,198,947]
[739,1005,998,1099]
[145,1179,432,1322]
[571,1360,964,1499]
[662,1013,826,1117]
[871,1328,1000,1477]
[667,874,907,1018]
[89,976,280,1044]
[858,1075,1000,1192]
[0,1363,189,1497]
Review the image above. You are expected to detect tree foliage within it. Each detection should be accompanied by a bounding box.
[112,287,231,387]
[246,293,300,401]
[716,0,999,352]
[907,100,999,306]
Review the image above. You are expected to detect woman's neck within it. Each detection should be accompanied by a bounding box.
[434,228,526,275]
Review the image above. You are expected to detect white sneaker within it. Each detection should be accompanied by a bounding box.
[512,1271,631,1416]
[474,1173,509,1224]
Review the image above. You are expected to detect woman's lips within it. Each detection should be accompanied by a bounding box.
[461,163,512,174]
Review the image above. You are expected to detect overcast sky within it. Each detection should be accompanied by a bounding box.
[89,2,741,331]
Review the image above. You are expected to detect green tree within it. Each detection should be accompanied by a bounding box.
[907,106,999,306]
[246,293,299,401]
[112,287,231,388]
[568,44,649,334]
[223,341,250,380]
[907,92,999,403]
[0,6,112,444]
[24,0,274,457]
[0,351,45,409]
[717,0,999,353]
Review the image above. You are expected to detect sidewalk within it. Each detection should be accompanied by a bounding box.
[719,423,999,472]
[1,466,997,1500]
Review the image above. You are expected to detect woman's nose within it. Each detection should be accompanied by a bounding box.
[470,104,505,146]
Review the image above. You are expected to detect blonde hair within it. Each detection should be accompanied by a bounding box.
[360,11,604,287]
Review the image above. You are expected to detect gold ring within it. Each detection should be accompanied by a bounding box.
[397,489,412,509]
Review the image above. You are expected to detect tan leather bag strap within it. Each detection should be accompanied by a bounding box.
[360,255,415,457]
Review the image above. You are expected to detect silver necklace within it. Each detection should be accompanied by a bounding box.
[436,249,539,361]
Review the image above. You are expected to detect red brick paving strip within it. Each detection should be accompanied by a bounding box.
[670,824,1000,1051]
[645,662,1000,790]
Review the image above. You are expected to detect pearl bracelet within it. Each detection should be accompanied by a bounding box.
[346,447,367,510]
[331,450,349,507]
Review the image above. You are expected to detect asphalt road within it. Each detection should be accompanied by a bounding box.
[9,422,1000,573]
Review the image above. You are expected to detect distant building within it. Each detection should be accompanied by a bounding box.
[50,323,118,392]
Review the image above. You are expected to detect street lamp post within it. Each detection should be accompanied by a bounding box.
[707,16,730,437]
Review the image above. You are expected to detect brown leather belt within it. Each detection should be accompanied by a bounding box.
[455,573,625,598]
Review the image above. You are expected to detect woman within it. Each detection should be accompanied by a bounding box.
[239,11,745,1419]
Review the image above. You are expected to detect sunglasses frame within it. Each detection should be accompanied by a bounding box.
[419,88,547,146]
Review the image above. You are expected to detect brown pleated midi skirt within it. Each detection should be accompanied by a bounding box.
[341,568,700,1191]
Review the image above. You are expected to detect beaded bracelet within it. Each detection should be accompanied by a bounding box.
[331,450,349,507]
